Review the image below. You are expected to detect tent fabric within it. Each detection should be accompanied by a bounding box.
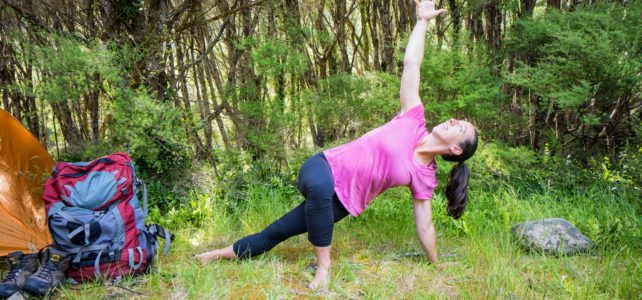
[0,109,53,256]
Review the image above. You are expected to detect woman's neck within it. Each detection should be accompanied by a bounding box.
[414,134,443,165]
[413,134,438,165]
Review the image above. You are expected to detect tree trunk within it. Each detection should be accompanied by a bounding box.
[358,1,371,71]
[176,40,206,155]
[547,0,561,10]
[51,101,81,147]
[448,0,461,44]
[334,0,350,73]
[379,1,395,74]
[144,0,169,101]
[528,90,539,151]
[599,91,631,163]
[193,34,214,157]
[468,1,484,46]
[23,64,41,139]
[369,0,381,71]
[484,0,502,51]
[521,0,536,17]
[207,52,241,149]
[203,60,231,150]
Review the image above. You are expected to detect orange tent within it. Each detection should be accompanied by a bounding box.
[0,109,53,256]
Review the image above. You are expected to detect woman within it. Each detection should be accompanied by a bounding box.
[196,0,478,290]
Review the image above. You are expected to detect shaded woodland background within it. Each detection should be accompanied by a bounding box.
[0,0,640,180]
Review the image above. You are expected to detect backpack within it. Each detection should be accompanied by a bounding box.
[42,152,173,282]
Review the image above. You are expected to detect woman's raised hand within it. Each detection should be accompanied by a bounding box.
[414,0,447,22]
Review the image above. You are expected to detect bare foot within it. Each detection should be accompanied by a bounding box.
[194,251,217,266]
[308,245,331,290]
[308,266,330,290]
[195,245,236,266]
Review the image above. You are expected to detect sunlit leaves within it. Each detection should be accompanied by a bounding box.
[419,43,502,123]
[251,38,307,77]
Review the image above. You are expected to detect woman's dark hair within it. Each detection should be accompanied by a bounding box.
[442,130,478,219]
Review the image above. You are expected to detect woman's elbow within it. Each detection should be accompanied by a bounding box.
[403,59,420,67]
[416,223,435,235]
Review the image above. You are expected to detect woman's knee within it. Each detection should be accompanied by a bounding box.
[308,225,334,247]
[297,154,334,197]
[301,178,333,199]
[304,197,333,216]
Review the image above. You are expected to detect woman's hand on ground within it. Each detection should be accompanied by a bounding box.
[434,261,457,270]
[414,0,447,22]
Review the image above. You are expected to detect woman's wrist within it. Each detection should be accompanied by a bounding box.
[416,18,430,26]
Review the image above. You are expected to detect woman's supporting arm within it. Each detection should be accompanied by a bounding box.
[412,198,439,264]
[399,0,447,115]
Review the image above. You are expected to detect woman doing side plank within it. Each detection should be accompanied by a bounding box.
[196,0,478,290]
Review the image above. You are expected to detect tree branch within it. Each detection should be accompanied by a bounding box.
[204,0,268,23]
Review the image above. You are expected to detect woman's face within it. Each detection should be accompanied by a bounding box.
[431,118,476,149]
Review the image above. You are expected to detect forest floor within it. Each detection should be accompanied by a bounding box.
[59,194,640,299]
[57,220,640,299]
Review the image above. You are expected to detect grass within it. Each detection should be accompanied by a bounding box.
[56,144,641,299]
[58,196,641,299]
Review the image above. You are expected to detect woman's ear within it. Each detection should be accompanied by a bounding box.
[449,145,463,156]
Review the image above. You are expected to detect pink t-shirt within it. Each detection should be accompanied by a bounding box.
[323,104,438,216]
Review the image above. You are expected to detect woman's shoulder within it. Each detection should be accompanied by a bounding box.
[394,103,425,121]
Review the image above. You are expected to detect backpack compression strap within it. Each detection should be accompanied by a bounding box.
[147,224,173,255]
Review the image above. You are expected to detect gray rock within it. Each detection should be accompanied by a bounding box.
[512,218,592,255]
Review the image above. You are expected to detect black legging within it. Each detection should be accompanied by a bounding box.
[233,153,350,259]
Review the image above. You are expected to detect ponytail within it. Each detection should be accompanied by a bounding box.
[445,162,469,219]
[442,129,478,219]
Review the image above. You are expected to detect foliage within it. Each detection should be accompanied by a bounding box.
[414,42,513,144]
[504,2,642,157]
[3,0,639,171]
[420,44,504,124]
[251,38,308,77]
[18,33,191,178]
[105,88,191,177]
[304,72,400,143]
[221,37,310,160]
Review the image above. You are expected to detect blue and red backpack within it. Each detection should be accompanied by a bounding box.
[42,152,173,282]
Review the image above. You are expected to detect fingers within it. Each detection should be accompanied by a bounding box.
[414,0,445,9]
[414,0,433,6]
[414,0,448,19]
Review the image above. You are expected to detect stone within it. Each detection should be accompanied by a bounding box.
[512,218,592,255]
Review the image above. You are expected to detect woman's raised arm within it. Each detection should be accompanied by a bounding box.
[399,0,447,115]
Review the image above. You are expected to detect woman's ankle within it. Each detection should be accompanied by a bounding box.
[220,245,237,259]
[316,261,331,271]
[313,245,331,268]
